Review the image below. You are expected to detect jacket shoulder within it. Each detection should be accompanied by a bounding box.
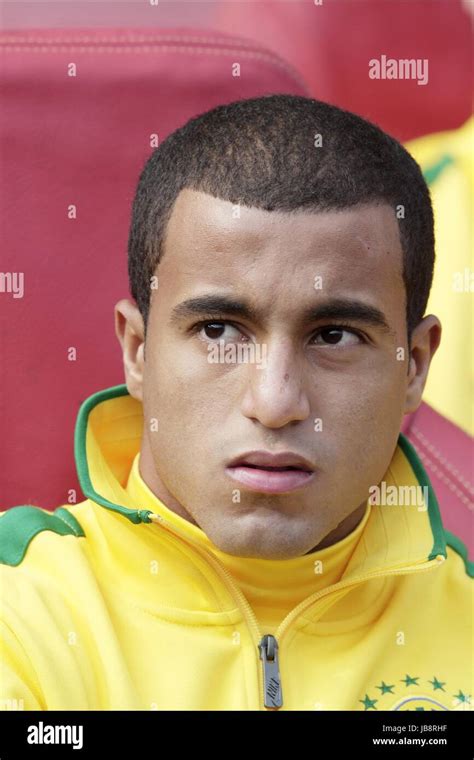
[444,529,474,579]
[0,505,85,567]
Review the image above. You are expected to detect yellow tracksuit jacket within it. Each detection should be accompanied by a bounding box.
[0,385,472,711]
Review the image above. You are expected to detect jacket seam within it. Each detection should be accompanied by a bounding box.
[124,598,244,628]
[444,531,474,578]
[53,508,85,536]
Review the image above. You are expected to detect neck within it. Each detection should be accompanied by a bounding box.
[305,501,368,553]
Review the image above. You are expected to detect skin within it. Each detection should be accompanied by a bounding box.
[115,188,441,560]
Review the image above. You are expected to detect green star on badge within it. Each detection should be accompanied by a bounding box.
[401,674,419,687]
[453,691,471,704]
[429,677,446,691]
[359,694,378,710]
[376,681,395,694]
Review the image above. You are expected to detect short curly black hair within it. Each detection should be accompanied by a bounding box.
[128,94,434,343]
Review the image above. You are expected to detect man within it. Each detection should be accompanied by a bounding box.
[0,95,471,711]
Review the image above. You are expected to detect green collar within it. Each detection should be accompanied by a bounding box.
[74,384,447,561]
[74,384,152,525]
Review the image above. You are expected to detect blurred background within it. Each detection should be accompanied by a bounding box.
[1,0,472,141]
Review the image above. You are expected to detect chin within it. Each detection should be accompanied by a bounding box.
[211,528,312,560]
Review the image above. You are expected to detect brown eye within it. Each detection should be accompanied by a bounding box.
[312,326,362,347]
[203,322,226,340]
[320,328,344,344]
[197,321,246,343]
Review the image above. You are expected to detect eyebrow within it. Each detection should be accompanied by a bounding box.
[170,294,393,334]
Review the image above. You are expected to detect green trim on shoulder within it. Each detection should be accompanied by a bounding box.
[444,530,474,578]
[397,433,447,562]
[0,506,85,567]
[74,384,153,525]
[423,154,455,186]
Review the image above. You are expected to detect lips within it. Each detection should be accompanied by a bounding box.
[225,450,315,494]
[227,450,314,472]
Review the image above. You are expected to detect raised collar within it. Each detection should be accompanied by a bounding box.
[75,383,447,578]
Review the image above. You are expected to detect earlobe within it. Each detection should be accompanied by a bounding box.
[114,299,145,401]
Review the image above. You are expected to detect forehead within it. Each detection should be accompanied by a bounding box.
[157,188,404,314]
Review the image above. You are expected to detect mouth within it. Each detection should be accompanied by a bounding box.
[225,451,315,494]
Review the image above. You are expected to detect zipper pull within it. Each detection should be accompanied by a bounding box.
[259,634,283,709]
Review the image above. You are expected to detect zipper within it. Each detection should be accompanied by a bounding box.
[146,511,445,710]
[259,634,283,708]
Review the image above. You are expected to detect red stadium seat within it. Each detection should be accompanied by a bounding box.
[0,26,309,509]
[213,0,472,142]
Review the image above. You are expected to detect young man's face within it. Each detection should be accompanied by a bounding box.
[116,188,440,559]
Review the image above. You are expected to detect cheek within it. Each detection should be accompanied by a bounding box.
[316,361,405,418]
[143,356,226,449]
[313,361,406,466]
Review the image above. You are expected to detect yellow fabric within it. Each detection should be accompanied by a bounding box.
[0,388,472,711]
[125,451,372,636]
[405,117,474,436]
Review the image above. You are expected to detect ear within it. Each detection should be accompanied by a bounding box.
[404,314,442,414]
[114,299,145,401]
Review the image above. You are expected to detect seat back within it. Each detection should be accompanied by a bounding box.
[0,27,308,509]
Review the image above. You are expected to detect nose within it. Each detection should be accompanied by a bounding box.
[240,337,311,428]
